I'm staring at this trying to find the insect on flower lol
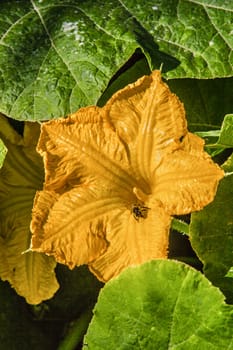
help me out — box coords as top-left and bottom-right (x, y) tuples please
(132, 203), (150, 221)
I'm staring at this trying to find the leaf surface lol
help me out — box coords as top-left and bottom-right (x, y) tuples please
(0, 0), (232, 121)
(167, 77), (233, 132)
(190, 173), (233, 281)
(123, 0), (233, 79)
(189, 125), (233, 298)
(84, 260), (233, 350)
(217, 114), (233, 147)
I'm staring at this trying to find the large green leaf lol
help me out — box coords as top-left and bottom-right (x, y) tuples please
(190, 174), (233, 281)
(0, 0), (232, 121)
(0, 0), (139, 121)
(84, 260), (233, 350)
(182, 115), (233, 299)
(123, 0), (233, 79)
(167, 77), (233, 132)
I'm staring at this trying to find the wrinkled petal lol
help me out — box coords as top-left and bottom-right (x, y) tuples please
(105, 70), (187, 185)
(31, 184), (133, 267)
(0, 189), (58, 305)
(89, 202), (171, 282)
(38, 107), (137, 194)
(153, 133), (224, 214)
(0, 115), (58, 304)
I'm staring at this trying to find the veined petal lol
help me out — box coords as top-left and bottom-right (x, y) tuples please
(0, 224), (58, 305)
(0, 115), (58, 304)
(153, 133), (224, 215)
(89, 203), (171, 282)
(31, 185), (130, 268)
(38, 107), (137, 194)
(105, 70), (187, 184)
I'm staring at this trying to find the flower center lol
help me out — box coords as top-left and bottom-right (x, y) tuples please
(131, 203), (150, 221)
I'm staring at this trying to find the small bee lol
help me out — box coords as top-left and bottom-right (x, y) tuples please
(131, 203), (150, 221)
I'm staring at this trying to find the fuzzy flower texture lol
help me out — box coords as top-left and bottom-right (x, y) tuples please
(30, 71), (224, 282)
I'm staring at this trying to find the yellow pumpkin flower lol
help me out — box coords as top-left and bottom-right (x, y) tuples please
(30, 70), (224, 282)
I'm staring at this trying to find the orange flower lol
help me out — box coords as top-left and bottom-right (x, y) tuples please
(30, 71), (224, 282)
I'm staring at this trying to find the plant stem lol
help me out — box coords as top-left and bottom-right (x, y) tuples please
(171, 218), (189, 235)
(57, 307), (93, 350)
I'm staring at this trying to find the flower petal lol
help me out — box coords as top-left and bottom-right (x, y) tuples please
(31, 184), (130, 268)
(153, 133), (224, 214)
(105, 70), (187, 184)
(89, 203), (171, 282)
(0, 116), (58, 304)
(38, 107), (137, 194)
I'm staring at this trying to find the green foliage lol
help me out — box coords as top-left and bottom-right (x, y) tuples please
(84, 260), (233, 350)
(218, 114), (233, 147)
(0, 0), (233, 349)
(0, 0), (232, 121)
(167, 78), (233, 132)
(190, 174), (233, 281)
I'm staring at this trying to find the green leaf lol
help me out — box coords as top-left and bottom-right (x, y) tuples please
(0, 1), (139, 121)
(195, 114), (233, 150)
(0, 1), (232, 121)
(167, 77), (233, 132)
(121, 0), (233, 79)
(222, 152), (233, 172)
(193, 114), (233, 157)
(190, 174), (233, 281)
(218, 114), (233, 147)
(84, 260), (233, 350)
(97, 54), (151, 107)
